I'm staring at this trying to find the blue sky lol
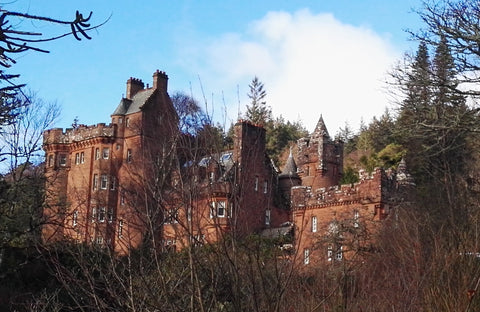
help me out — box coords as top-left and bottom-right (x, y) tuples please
(6, 0), (424, 134)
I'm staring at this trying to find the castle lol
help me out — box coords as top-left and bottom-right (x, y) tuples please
(42, 70), (414, 264)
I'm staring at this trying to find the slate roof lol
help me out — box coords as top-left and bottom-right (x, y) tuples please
(111, 89), (155, 116)
(279, 149), (299, 179)
(312, 114), (330, 139)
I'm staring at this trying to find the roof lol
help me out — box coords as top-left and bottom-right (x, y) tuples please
(312, 115), (330, 139)
(111, 89), (155, 116)
(260, 222), (294, 239)
(279, 148), (299, 179)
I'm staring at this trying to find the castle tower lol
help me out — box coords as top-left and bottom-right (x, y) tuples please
(278, 148), (301, 207)
(296, 115), (343, 190)
(43, 70), (178, 255)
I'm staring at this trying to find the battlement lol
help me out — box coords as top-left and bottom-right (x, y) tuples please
(43, 123), (115, 145)
(292, 167), (402, 209)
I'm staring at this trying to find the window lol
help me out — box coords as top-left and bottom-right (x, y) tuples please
(73, 210), (78, 227)
(120, 191), (126, 205)
(328, 245), (343, 261)
(312, 216), (317, 233)
(96, 236), (104, 245)
(110, 176), (116, 190)
(353, 210), (360, 228)
(254, 177), (259, 191)
(107, 208), (114, 223)
(263, 181), (268, 194)
(95, 148), (100, 160)
(265, 210), (271, 226)
(48, 155), (54, 167)
(93, 174), (98, 190)
(210, 200), (227, 218)
(91, 207), (96, 223)
(75, 153), (80, 165)
(116, 144), (121, 151)
(100, 174), (108, 189)
(103, 148), (110, 159)
(336, 246), (343, 261)
(80, 152), (85, 163)
(304, 249), (310, 265)
(126, 149), (132, 163)
(118, 117), (123, 124)
(59, 154), (67, 166)
(126, 117), (130, 127)
(118, 220), (123, 238)
(217, 201), (226, 217)
(208, 171), (215, 183)
(98, 207), (106, 223)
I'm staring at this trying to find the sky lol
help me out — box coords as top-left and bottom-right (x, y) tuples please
(5, 0), (424, 135)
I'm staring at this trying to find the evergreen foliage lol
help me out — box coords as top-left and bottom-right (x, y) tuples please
(245, 77), (270, 125)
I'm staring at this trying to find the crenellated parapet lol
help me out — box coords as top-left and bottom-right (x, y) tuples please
(43, 123), (116, 145)
(292, 167), (406, 210)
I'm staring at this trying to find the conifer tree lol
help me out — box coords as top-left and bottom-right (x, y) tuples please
(245, 76), (271, 125)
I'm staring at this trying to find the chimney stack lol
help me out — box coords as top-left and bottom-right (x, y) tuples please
(152, 70), (168, 91)
(126, 77), (144, 99)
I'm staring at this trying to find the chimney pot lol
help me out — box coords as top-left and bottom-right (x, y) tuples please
(126, 77), (144, 99)
(153, 70), (168, 91)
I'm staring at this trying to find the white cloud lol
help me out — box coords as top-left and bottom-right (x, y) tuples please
(180, 9), (400, 134)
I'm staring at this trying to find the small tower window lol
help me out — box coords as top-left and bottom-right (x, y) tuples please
(72, 210), (78, 227)
(98, 207), (106, 223)
(100, 175), (108, 189)
(312, 216), (317, 233)
(95, 148), (100, 160)
(118, 220), (124, 238)
(59, 154), (67, 166)
(80, 152), (85, 164)
(304, 249), (310, 265)
(103, 148), (110, 159)
(92, 174), (98, 190)
(91, 207), (96, 223)
(107, 208), (114, 223)
(126, 149), (132, 163)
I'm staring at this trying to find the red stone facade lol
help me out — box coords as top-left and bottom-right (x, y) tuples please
(42, 70), (290, 254)
(43, 69), (414, 259)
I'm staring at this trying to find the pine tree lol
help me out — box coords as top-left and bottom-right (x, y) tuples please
(245, 77), (271, 125)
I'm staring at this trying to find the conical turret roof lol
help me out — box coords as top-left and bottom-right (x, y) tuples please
(312, 115), (330, 139)
(279, 148), (299, 179)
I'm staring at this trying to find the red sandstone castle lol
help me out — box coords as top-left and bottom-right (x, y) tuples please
(42, 70), (414, 264)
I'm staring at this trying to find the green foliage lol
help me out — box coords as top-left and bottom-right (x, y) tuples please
(266, 116), (307, 166)
(340, 166), (359, 185)
(376, 143), (406, 169)
(245, 76), (271, 125)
